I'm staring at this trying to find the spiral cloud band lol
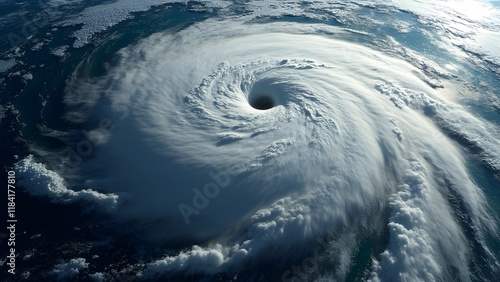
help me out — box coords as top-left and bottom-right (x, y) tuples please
(16, 17), (499, 281)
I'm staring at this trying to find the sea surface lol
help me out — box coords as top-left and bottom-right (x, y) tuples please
(0, 1), (499, 281)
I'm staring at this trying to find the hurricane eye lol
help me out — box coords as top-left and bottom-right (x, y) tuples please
(249, 94), (275, 110)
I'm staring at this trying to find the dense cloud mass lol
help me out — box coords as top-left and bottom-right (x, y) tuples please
(10, 0), (500, 281)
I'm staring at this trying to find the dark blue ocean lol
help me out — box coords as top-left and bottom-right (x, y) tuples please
(1, 1), (499, 281)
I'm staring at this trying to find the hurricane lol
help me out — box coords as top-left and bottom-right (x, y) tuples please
(2, 0), (500, 281)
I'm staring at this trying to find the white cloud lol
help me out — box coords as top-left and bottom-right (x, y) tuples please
(60, 0), (233, 48)
(141, 244), (247, 277)
(0, 59), (16, 73)
(49, 258), (89, 280)
(89, 272), (106, 282)
(15, 155), (119, 211)
(61, 17), (496, 278)
(369, 160), (467, 281)
(13, 1), (497, 280)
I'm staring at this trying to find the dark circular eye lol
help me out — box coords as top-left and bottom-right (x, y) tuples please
(249, 94), (275, 110)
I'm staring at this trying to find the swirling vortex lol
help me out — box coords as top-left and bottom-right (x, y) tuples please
(20, 19), (498, 281)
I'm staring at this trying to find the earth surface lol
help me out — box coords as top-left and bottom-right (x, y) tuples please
(1, 1), (500, 281)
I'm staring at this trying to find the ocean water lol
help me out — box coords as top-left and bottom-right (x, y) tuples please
(1, 1), (499, 281)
